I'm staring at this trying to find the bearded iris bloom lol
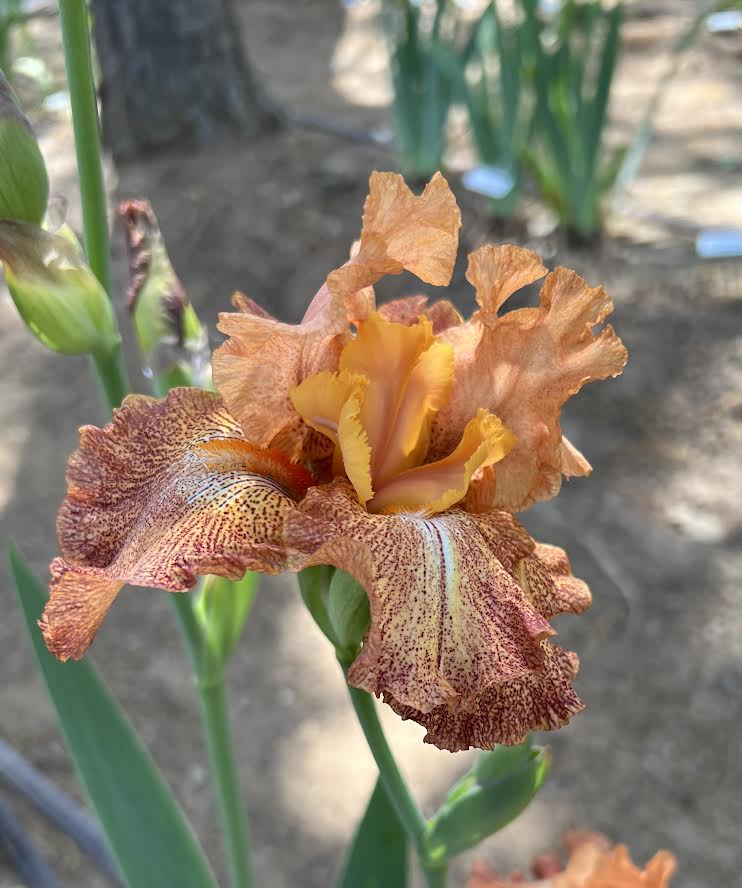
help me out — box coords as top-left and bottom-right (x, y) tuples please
(41, 172), (627, 751)
(469, 831), (676, 887)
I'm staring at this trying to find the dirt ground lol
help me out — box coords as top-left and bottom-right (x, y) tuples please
(1, 1), (741, 886)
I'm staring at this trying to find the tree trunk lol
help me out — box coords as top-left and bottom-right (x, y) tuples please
(91, 0), (280, 160)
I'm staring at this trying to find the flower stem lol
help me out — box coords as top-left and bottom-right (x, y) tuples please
(59, 0), (129, 410)
(90, 347), (129, 415)
(198, 679), (254, 888)
(172, 593), (254, 888)
(339, 659), (448, 887)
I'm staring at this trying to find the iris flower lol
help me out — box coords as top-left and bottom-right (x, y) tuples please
(41, 172), (627, 751)
(469, 831), (676, 886)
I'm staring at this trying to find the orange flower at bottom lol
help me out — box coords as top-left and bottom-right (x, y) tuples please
(469, 832), (677, 887)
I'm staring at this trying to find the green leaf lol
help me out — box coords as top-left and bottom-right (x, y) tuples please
(336, 777), (407, 888)
(425, 739), (550, 863)
(8, 544), (218, 888)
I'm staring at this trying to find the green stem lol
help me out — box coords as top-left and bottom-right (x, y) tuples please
(59, 0), (130, 410)
(90, 347), (129, 414)
(340, 659), (447, 886)
(198, 679), (254, 888)
(422, 862), (448, 888)
(172, 593), (254, 888)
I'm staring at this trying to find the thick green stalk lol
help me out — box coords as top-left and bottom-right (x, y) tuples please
(59, 0), (129, 408)
(172, 593), (254, 888)
(90, 347), (129, 415)
(340, 660), (448, 887)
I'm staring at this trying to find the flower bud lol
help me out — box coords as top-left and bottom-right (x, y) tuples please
(0, 71), (49, 224)
(328, 569), (370, 659)
(195, 572), (259, 681)
(119, 199), (209, 394)
(0, 220), (119, 354)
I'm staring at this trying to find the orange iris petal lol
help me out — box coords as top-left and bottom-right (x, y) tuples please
(290, 369), (373, 503)
(41, 388), (299, 661)
(339, 311), (454, 486)
(368, 408), (516, 515)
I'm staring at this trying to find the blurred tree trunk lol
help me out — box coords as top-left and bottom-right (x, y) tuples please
(91, 0), (280, 160)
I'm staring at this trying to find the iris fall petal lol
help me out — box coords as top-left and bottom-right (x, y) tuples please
(41, 388), (306, 660)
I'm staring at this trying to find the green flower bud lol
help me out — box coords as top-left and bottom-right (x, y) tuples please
(119, 199), (209, 393)
(424, 739), (550, 863)
(328, 569), (370, 659)
(195, 572), (259, 681)
(0, 71), (49, 224)
(0, 220), (119, 355)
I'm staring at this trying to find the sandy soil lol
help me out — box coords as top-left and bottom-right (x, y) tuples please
(0, 2), (740, 886)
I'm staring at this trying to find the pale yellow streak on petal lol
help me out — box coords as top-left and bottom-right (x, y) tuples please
(289, 369), (365, 446)
(337, 384), (374, 504)
(289, 369), (373, 503)
(368, 409), (516, 515)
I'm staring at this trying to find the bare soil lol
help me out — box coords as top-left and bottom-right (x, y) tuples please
(0, 2), (740, 886)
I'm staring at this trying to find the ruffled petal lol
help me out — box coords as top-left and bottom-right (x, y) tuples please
(434, 258), (627, 512)
(388, 643), (583, 751)
(369, 409), (515, 515)
(213, 288), (344, 460)
(468, 832), (676, 887)
(42, 388), (307, 660)
(327, 172), (462, 307)
(466, 243), (547, 322)
(286, 481), (562, 718)
(558, 841), (677, 888)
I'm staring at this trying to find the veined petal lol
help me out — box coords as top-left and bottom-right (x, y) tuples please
(434, 262), (627, 512)
(286, 481), (557, 717)
(340, 311), (454, 485)
(466, 243), (547, 322)
(369, 409), (515, 515)
(388, 643), (583, 751)
(213, 286), (346, 460)
(289, 369), (374, 503)
(327, 172), (462, 305)
(42, 388), (306, 661)
(378, 294), (463, 334)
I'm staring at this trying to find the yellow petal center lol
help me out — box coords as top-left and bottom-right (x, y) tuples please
(290, 311), (515, 514)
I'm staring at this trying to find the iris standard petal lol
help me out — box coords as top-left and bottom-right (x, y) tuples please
(434, 250), (627, 512)
(339, 312), (454, 485)
(327, 171), (461, 308)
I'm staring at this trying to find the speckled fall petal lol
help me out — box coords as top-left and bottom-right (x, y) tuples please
(388, 642), (583, 751)
(41, 388), (306, 661)
(285, 481), (587, 746)
(433, 245), (628, 512)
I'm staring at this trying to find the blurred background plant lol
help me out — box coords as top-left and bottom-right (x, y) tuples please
(381, 0), (463, 178)
(378, 0), (734, 237)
